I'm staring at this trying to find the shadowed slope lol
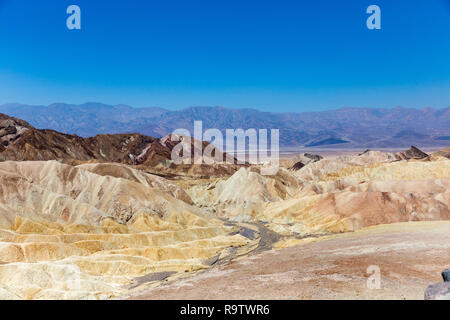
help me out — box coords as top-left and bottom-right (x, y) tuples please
(0, 113), (235, 167)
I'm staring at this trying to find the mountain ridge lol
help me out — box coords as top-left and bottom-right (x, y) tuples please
(1, 103), (449, 148)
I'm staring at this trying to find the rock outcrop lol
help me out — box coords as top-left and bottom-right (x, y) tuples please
(424, 283), (450, 300)
(394, 146), (428, 160)
(188, 151), (450, 235)
(443, 269), (450, 282)
(0, 113), (235, 168)
(425, 269), (450, 300)
(0, 114), (30, 149)
(289, 153), (323, 171)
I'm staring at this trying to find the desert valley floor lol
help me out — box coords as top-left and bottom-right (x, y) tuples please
(0, 113), (449, 299)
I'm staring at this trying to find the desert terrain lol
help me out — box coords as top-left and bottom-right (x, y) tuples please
(126, 221), (450, 300)
(0, 113), (449, 299)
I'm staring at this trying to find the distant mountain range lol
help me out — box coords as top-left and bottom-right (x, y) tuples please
(0, 103), (449, 148)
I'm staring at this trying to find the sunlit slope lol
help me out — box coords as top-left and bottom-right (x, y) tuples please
(188, 154), (450, 235)
(0, 161), (249, 299)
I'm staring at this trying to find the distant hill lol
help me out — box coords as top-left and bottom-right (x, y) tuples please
(0, 112), (237, 168)
(1, 103), (449, 148)
(0, 112), (173, 165)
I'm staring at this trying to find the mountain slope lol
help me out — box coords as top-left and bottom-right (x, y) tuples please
(0, 113), (180, 165)
(0, 113), (240, 171)
(1, 103), (449, 148)
(0, 103), (167, 137)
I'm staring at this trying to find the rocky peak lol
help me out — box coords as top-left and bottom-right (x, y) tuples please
(0, 114), (31, 148)
(395, 146), (428, 160)
(289, 153), (323, 171)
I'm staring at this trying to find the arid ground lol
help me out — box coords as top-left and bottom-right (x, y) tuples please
(0, 113), (449, 299)
(126, 221), (450, 300)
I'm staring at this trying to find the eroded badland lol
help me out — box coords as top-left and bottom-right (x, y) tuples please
(0, 113), (449, 299)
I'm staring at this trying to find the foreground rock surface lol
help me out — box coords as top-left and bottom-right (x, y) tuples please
(126, 221), (450, 300)
(424, 282), (450, 300)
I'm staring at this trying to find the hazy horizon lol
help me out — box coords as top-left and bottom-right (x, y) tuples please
(1, 101), (449, 114)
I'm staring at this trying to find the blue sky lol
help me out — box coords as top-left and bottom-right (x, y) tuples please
(0, 0), (449, 112)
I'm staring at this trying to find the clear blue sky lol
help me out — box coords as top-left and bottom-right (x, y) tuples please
(0, 0), (449, 112)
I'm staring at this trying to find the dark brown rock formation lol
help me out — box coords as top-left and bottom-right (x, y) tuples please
(0, 113), (229, 166)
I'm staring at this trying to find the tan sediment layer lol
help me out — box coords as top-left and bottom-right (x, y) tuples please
(126, 221), (450, 300)
(0, 161), (250, 299)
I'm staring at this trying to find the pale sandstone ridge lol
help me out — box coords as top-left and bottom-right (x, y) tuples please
(0, 161), (250, 299)
(431, 146), (450, 160)
(294, 150), (400, 181)
(76, 162), (194, 205)
(187, 167), (301, 217)
(187, 149), (450, 235)
(273, 157), (450, 234)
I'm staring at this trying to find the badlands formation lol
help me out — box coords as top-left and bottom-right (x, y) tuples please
(0, 113), (450, 299)
(0, 161), (252, 299)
